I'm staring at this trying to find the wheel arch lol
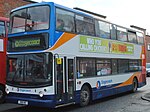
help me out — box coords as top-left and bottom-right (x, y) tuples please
(81, 82), (93, 101)
(133, 76), (138, 87)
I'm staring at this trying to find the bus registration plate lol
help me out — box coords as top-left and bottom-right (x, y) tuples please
(18, 100), (28, 105)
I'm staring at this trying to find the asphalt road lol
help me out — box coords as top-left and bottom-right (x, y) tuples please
(1, 77), (150, 112)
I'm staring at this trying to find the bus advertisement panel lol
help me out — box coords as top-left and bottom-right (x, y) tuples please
(6, 2), (146, 108)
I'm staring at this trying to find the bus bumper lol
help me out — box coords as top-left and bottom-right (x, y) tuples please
(6, 94), (55, 108)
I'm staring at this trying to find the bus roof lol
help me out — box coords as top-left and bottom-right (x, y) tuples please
(10, 2), (144, 34)
(10, 2), (94, 18)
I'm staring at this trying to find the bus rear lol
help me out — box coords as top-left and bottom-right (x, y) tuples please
(0, 17), (9, 103)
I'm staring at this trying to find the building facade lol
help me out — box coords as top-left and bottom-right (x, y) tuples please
(0, 0), (36, 18)
(145, 35), (150, 63)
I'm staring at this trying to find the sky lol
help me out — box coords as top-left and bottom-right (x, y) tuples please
(33, 0), (150, 34)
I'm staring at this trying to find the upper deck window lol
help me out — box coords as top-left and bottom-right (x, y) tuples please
(56, 8), (75, 32)
(110, 24), (117, 40)
(117, 27), (127, 42)
(137, 32), (144, 44)
(10, 6), (50, 34)
(95, 20), (110, 39)
(128, 31), (137, 43)
(0, 21), (5, 37)
(75, 15), (95, 36)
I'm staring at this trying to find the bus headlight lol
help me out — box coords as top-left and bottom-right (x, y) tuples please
(5, 88), (9, 94)
(39, 91), (44, 97)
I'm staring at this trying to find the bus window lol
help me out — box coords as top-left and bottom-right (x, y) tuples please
(129, 60), (140, 72)
(111, 59), (118, 75)
(10, 6), (49, 33)
(110, 24), (117, 40)
(75, 15), (95, 36)
(77, 58), (95, 77)
(137, 32), (144, 44)
(56, 8), (75, 32)
(26, 6), (49, 31)
(118, 59), (128, 73)
(117, 27), (127, 42)
(128, 31), (137, 43)
(10, 9), (26, 33)
(96, 59), (111, 76)
(0, 21), (6, 37)
(96, 20), (110, 39)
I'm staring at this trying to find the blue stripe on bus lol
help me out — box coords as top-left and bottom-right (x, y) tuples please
(6, 81), (145, 107)
(6, 93), (56, 108)
(75, 82), (140, 104)
(54, 31), (64, 44)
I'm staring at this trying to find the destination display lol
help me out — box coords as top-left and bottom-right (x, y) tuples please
(14, 38), (40, 48)
(8, 33), (48, 52)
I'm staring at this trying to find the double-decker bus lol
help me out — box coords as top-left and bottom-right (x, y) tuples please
(0, 17), (9, 103)
(6, 2), (146, 108)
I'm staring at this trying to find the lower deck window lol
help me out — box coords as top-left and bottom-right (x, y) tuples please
(77, 58), (142, 78)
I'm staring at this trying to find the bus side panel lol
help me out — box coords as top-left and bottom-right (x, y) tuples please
(0, 38), (6, 85)
(75, 72), (144, 103)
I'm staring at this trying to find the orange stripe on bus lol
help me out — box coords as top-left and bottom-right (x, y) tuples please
(115, 72), (141, 88)
(50, 33), (76, 50)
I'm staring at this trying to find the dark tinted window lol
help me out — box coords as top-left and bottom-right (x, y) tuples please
(117, 27), (127, 42)
(128, 31), (137, 43)
(96, 59), (111, 76)
(118, 59), (128, 73)
(76, 15), (95, 36)
(77, 58), (95, 78)
(56, 8), (75, 32)
(7, 53), (52, 87)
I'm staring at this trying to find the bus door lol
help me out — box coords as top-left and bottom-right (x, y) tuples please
(55, 56), (75, 104)
(66, 57), (75, 102)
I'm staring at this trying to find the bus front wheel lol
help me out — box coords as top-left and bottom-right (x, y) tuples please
(80, 85), (90, 106)
(0, 85), (5, 103)
(132, 78), (138, 93)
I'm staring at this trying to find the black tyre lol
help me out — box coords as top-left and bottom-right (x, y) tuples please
(132, 78), (138, 93)
(0, 85), (5, 103)
(80, 85), (90, 106)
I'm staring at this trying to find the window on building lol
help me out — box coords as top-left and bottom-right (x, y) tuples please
(95, 20), (110, 39)
(56, 8), (75, 32)
(128, 31), (137, 43)
(96, 59), (111, 76)
(148, 44), (150, 51)
(117, 27), (127, 42)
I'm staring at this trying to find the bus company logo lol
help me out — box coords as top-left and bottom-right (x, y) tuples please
(19, 88), (32, 93)
(96, 79), (113, 89)
(96, 81), (101, 89)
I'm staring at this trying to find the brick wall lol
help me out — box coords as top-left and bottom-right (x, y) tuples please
(0, 0), (36, 18)
(145, 35), (150, 63)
